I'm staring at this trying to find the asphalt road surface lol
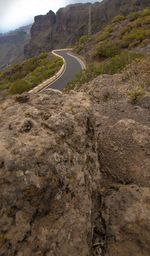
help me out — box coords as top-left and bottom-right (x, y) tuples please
(44, 50), (84, 91)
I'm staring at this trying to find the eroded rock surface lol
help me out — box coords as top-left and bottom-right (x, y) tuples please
(0, 73), (150, 255)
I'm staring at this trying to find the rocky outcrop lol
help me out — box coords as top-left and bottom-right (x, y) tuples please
(24, 0), (150, 57)
(0, 91), (99, 255)
(0, 67), (150, 255)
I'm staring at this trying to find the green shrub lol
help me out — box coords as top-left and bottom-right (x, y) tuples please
(25, 74), (39, 86)
(120, 25), (132, 36)
(141, 8), (150, 17)
(105, 24), (114, 33)
(93, 42), (121, 59)
(0, 81), (9, 90)
(127, 86), (145, 104)
(112, 15), (125, 23)
(129, 15), (150, 28)
(130, 18), (143, 28)
(96, 31), (109, 42)
(38, 52), (48, 59)
(141, 15), (150, 25)
(79, 35), (89, 44)
(128, 12), (140, 21)
(10, 80), (32, 94)
(75, 35), (90, 53)
(97, 51), (141, 75)
(122, 28), (148, 45)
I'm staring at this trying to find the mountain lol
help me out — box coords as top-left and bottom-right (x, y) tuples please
(15, 24), (32, 35)
(0, 25), (31, 70)
(0, 2), (150, 255)
(25, 0), (150, 57)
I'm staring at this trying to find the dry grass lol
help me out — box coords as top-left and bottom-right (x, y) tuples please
(123, 57), (150, 91)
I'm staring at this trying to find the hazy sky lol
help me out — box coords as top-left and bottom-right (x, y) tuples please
(0, 0), (99, 33)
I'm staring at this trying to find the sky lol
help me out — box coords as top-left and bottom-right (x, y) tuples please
(0, 0), (99, 33)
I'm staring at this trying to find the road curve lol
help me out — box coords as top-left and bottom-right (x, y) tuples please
(43, 50), (84, 91)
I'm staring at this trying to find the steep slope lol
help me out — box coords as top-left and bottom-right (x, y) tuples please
(65, 7), (150, 91)
(0, 25), (31, 70)
(25, 0), (150, 57)
(0, 56), (149, 255)
(76, 7), (150, 58)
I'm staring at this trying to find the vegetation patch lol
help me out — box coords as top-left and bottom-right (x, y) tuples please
(0, 52), (63, 95)
(141, 7), (150, 17)
(92, 42), (121, 59)
(127, 86), (145, 104)
(112, 15), (125, 23)
(79, 35), (90, 45)
(64, 51), (141, 92)
(75, 8), (150, 57)
(96, 51), (141, 75)
(122, 28), (149, 47)
(75, 35), (91, 53)
(128, 12), (141, 21)
(69, 8), (149, 93)
(96, 25), (113, 42)
(10, 80), (31, 95)
(123, 57), (150, 91)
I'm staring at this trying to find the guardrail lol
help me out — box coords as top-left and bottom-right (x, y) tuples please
(29, 48), (86, 93)
(29, 51), (66, 93)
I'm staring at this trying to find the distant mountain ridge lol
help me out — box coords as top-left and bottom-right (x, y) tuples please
(13, 24), (32, 35)
(25, 0), (150, 57)
(0, 25), (32, 70)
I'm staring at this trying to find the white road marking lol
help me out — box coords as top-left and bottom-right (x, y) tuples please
(67, 52), (86, 70)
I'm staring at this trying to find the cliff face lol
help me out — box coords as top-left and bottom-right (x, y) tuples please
(24, 4), (91, 57)
(24, 0), (150, 57)
(0, 57), (150, 255)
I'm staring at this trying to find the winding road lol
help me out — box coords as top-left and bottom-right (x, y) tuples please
(43, 49), (85, 91)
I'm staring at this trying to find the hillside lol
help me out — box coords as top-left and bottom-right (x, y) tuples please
(65, 7), (150, 91)
(0, 52), (63, 97)
(76, 8), (150, 57)
(24, 0), (150, 57)
(0, 25), (31, 70)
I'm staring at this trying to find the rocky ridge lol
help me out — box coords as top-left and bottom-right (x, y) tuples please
(0, 64), (150, 255)
(24, 0), (150, 57)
